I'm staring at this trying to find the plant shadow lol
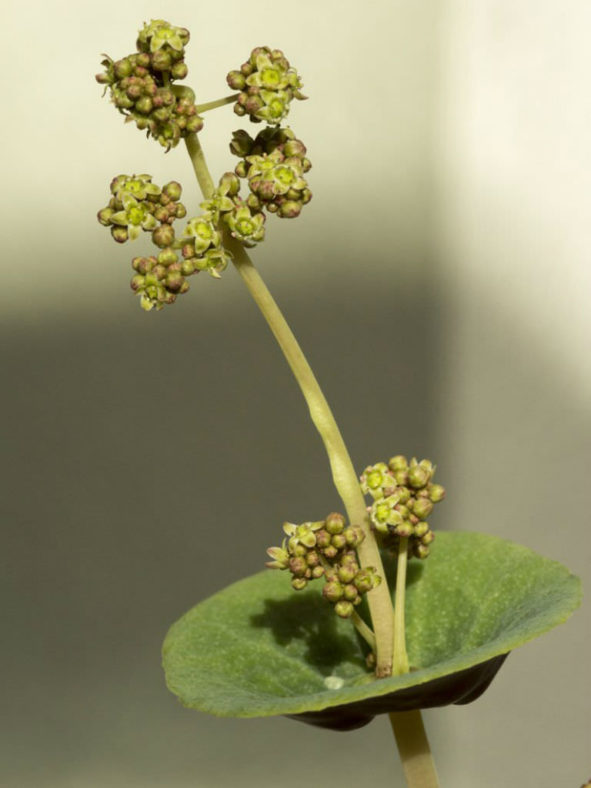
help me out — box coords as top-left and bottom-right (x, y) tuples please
(250, 591), (367, 676)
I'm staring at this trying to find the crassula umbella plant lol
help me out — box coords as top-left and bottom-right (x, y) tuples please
(96, 20), (582, 787)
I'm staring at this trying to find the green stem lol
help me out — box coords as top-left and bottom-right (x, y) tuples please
(393, 536), (410, 675)
(184, 130), (394, 677)
(389, 711), (440, 787)
(351, 610), (376, 652)
(195, 93), (239, 114)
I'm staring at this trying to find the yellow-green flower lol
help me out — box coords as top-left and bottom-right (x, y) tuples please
(246, 53), (290, 90)
(257, 90), (291, 124)
(184, 216), (221, 254)
(138, 20), (187, 53)
(110, 174), (161, 202)
(224, 205), (265, 245)
(110, 196), (158, 241)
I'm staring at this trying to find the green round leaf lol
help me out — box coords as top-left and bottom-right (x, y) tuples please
(162, 531), (581, 718)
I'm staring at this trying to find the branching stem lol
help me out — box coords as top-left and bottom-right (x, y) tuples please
(184, 130), (394, 676)
(195, 93), (239, 114)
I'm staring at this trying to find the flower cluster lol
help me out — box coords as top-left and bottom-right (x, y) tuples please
(198, 171), (267, 249)
(98, 175), (202, 311)
(360, 456), (445, 559)
(97, 174), (186, 244)
(231, 127), (312, 219)
(227, 47), (306, 125)
(96, 19), (203, 150)
(130, 250), (190, 312)
(266, 513), (381, 619)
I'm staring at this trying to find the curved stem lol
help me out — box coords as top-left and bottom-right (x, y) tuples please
(195, 93), (239, 114)
(393, 536), (410, 675)
(184, 131), (394, 676)
(389, 711), (440, 787)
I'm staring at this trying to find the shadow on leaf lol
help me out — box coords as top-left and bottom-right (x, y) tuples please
(250, 591), (367, 676)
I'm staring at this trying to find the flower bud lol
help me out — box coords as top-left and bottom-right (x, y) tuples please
(414, 544), (430, 560)
(331, 533), (346, 550)
(163, 181), (182, 201)
(289, 556), (307, 577)
(227, 70), (246, 90)
(414, 522), (429, 538)
(171, 61), (189, 80)
(343, 584), (358, 602)
(292, 578), (307, 591)
(230, 130), (253, 158)
(412, 498), (433, 520)
(165, 271), (184, 292)
(277, 200), (301, 218)
(219, 171), (241, 196)
(315, 529), (331, 549)
(181, 259), (196, 276)
(334, 601), (354, 619)
(323, 581), (343, 603)
(389, 455), (408, 472)
(408, 465), (429, 489)
(152, 224), (175, 248)
(325, 512), (345, 535)
(186, 115), (204, 133)
(130, 274), (144, 291)
(97, 207), (114, 226)
(111, 226), (128, 243)
(428, 484), (446, 503)
(337, 564), (356, 584)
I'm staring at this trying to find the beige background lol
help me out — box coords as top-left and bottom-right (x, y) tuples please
(2, 1), (589, 786)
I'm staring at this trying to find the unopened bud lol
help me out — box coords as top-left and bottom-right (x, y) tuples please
(325, 512), (345, 535)
(412, 498), (433, 520)
(334, 601), (354, 619)
(389, 455), (408, 472)
(428, 484), (446, 503)
(171, 61), (188, 80)
(227, 70), (246, 90)
(111, 226), (128, 243)
(163, 181), (182, 201)
(408, 465), (429, 489)
(323, 580), (343, 602)
(152, 224), (175, 248)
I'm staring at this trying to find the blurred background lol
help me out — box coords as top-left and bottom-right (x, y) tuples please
(2, 1), (589, 786)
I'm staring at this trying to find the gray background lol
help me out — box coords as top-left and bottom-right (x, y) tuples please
(2, 1), (589, 786)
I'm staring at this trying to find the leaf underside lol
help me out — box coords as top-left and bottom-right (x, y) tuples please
(162, 531), (581, 721)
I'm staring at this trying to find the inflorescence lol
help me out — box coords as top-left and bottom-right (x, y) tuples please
(227, 46), (306, 124)
(266, 513), (381, 619)
(96, 20), (203, 150)
(96, 22), (312, 311)
(360, 456), (445, 559)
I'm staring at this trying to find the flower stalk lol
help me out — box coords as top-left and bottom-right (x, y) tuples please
(195, 93), (239, 113)
(184, 129), (395, 677)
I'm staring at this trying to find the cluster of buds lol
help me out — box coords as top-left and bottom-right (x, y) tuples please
(266, 513), (381, 619)
(360, 456), (445, 559)
(97, 175), (186, 244)
(231, 127), (312, 219)
(96, 20), (203, 150)
(227, 47), (306, 125)
(98, 175), (201, 311)
(130, 250), (190, 312)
